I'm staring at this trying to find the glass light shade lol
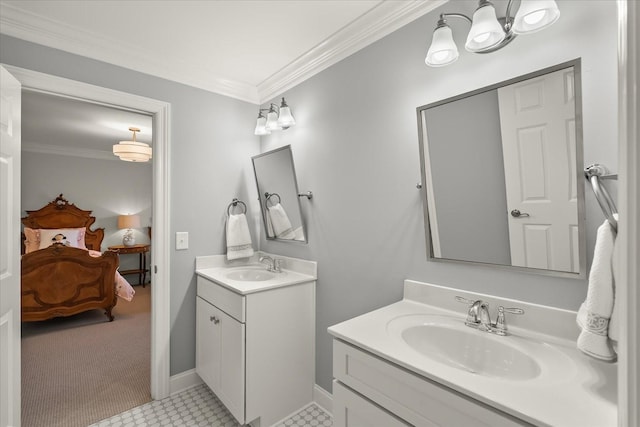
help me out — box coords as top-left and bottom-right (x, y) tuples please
(254, 116), (270, 135)
(277, 106), (296, 129)
(465, 3), (506, 52)
(113, 141), (152, 162)
(265, 110), (281, 131)
(425, 24), (459, 67)
(512, 0), (560, 34)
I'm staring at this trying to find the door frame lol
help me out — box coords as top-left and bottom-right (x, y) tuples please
(2, 64), (171, 400)
(617, 0), (639, 425)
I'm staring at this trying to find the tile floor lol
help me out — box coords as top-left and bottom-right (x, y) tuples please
(90, 383), (333, 427)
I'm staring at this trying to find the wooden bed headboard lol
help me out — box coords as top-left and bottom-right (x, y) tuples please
(22, 194), (105, 251)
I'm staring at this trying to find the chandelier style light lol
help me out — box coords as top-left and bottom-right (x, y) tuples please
(425, 0), (560, 67)
(113, 127), (152, 162)
(254, 97), (296, 136)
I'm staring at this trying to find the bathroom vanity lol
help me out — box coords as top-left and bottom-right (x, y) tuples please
(195, 253), (317, 427)
(328, 280), (617, 427)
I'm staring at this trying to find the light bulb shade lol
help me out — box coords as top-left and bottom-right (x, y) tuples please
(265, 110), (281, 131)
(465, 2), (506, 52)
(425, 24), (459, 67)
(118, 214), (141, 230)
(254, 116), (270, 135)
(277, 106), (296, 129)
(512, 0), (560, 34)
(113, 141), (152, 162)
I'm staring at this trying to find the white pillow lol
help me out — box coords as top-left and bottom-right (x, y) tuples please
(38, 228), (87, 250)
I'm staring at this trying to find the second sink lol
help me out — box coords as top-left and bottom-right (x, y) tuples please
(225, 266), (281, 282)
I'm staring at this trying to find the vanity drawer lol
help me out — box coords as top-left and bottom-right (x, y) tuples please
(197, 276), (246, 322)
(333, 380), (409, 427)
(333, 340), (527, 427)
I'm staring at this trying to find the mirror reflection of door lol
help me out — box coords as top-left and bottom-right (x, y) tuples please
(498, 68), (579, 272)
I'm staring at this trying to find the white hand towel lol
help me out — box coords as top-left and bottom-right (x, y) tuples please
(226, 213), (254, 260)
(267, 203), (296, 239)
(576, 218), (617, 361)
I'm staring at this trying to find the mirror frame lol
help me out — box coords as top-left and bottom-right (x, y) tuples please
(252, 145), (308, 244)
(416, 59), (586, 279)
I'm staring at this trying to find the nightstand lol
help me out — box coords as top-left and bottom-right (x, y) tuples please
(107, 244), (150, 287)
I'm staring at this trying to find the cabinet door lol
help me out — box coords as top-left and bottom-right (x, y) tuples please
(218, 307), (246, 424)
(196, 297), (222, 393)
(333, 381), (410, 427)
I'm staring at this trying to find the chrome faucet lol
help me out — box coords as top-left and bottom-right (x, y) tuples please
(259, 255), (282, 272)
(455, 296), (524, 336)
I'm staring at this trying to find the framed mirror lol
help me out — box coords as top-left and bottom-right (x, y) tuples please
(252, 145), (307, 243)
(417, 59), (586, 278)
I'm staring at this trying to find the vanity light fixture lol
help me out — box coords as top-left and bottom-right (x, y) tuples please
(254, 97), (296, 135)
(113, 127), (152, 162)
(425, 0), (560, 67)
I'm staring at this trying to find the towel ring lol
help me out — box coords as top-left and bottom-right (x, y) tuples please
(265, 192), (281, 207)
(227, 198), (247, 216)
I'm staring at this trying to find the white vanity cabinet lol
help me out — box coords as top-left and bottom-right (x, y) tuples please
(332, 340), (526, 427)
(196, 273), (315, 427)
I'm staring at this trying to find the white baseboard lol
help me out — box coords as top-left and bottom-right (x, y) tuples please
(170, 369), (203, 395)
(313, 384), (333, 416)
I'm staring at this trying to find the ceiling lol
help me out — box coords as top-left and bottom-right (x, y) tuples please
(0, 0), (443, 103)
(2, 0), (443, 158)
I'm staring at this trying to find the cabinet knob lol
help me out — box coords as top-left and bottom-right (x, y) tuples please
(209, 316), (220, 324)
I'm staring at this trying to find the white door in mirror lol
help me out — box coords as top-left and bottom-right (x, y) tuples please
(498, 68), (579, 272)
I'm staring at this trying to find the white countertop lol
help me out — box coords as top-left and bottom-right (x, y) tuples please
(328, 280), (617, 427)
(195, 252), (317, 295)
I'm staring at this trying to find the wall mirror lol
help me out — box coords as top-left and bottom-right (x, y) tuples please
(252, 145), (307, 243)
(417, 59), (586, 278)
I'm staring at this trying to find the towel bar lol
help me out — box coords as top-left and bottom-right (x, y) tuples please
(585, 164), (618, 231)
(227, 198), (247, 216)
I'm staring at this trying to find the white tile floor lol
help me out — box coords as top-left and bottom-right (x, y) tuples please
(90, 383), (333, 427)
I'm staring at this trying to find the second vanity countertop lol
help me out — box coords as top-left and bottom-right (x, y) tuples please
(195, 253), (317, 295)
(328, 280), (617, 427)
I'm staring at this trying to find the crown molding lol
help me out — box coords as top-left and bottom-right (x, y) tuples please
(0, 2), (260, 103)
(22, 141), (127, 162)
(256, 0), (446, 102)
(1, 1), (445, 105)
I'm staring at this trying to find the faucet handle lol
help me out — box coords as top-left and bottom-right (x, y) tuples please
(274, 258), (282, 272)
(494, 306), (524, 336)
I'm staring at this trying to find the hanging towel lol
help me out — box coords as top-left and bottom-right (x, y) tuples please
(576, 217), (618, 361)
(267, 203), (296, 239)
(226, 213), (254, 260)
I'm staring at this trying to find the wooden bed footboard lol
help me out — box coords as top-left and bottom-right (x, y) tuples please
(21, 244), (119, 322)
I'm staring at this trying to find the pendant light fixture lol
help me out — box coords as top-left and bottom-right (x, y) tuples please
(254, 97), (296, 135)
(113, 127), (152, 162)
(425, 0), (560, 67)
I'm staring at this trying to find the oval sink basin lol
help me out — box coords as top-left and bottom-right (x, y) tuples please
(401, 323), (541, 380)
(384, 314), (573, 381)
(225, 268), (277, 282)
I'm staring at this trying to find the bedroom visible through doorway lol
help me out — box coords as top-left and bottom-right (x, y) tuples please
(20, 91), (154, 426)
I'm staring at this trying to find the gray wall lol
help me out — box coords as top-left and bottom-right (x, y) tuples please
(21, 151), (153, 282)
(0, 35), (260, 375)
(424, 89), (511, 264)
(259, 0), (618, 392)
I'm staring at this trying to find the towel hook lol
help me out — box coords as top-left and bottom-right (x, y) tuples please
(227, 198), (247, 216)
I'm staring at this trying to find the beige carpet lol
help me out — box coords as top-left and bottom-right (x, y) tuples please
(21, 285), (152, 427)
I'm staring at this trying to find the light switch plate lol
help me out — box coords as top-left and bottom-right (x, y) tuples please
(176, 232), (189, 250)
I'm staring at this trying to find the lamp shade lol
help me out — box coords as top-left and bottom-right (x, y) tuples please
(465, 2), (506, 52)
(425, 24), (459, 67)
(118, 214), (141, 230)
(277, 98), (296, 129)
(512, 0), (560, 34)
(254, 115), (270, 135)
(265, 109), (281, 131)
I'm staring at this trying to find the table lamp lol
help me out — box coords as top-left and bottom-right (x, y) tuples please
(118, 214), (141, 246)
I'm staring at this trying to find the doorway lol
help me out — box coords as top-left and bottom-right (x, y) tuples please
(4, 64), (171, 424)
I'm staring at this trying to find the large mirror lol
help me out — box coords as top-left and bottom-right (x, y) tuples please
(417, 60), (586, 278)
(252, 145), (307, 243)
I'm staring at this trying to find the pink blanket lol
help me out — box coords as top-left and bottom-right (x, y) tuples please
(88, 250), (136, 301)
